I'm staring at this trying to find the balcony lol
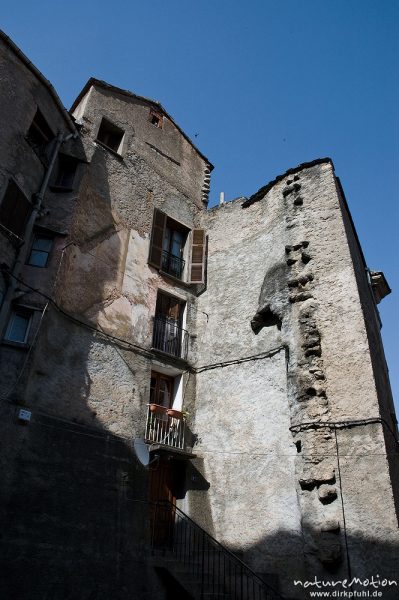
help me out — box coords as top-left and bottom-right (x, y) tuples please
(152, 315), (188, 360)
(145, 404), (186, 450)
(161, 250), (185, 280)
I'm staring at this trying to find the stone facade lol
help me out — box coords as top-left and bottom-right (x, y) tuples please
(0, 30), (398, 600)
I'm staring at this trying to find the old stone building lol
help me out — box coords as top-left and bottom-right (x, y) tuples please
(0, 30), (398, 600)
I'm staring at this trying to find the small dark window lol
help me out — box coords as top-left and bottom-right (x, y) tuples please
(0, 180), (32, 238)
(149, 109), (163, 129)
(96, 118), (124, 153)
(27, 235), (53, 267)
(26, 109), (53, 147)
(53, 154), (78, 190)
(4, 308), (32, 343)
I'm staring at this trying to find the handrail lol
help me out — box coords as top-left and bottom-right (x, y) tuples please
(145, 406), (186, 449)
(161, 249), (185, 279)
(152, 314), (189, 359)
(151, 500), (284, 599)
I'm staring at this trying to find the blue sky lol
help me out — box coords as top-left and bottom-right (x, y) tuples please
(3, 0), (398, 409)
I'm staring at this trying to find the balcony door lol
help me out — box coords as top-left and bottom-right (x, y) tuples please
(162, 225), (185, 278)
(150, 371), (174, 410)
(153, 293), (184, 357)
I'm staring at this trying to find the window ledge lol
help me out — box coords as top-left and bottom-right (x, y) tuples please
(159, 270), (192, 288)
(151, 347), (190, 369)
(25, 263), (48, 269)
(94, 140), (124, 160)
(1, 340), (29, 351)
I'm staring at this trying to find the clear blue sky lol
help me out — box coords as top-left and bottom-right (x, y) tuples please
(3, 1), (398, 410)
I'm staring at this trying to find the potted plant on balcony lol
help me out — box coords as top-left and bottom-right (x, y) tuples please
(167, 408), (183, 419)
(149, 403), (166, 413)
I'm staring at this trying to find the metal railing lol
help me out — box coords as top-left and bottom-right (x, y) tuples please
(145, 404), (186, 450)
(151, 501), (284, 600)
(161, 250), (185, 279)
(152, 315), (188, 359)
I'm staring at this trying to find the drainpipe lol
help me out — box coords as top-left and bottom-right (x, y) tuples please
(0, 131), (74, 337)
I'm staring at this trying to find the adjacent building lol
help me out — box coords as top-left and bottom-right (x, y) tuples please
(0, 30), (398, 600)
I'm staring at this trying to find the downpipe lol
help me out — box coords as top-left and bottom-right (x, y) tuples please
(0, 131), (76, 337)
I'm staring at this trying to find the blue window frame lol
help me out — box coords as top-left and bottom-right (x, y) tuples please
(5, 309), (32, 343)
(27, 235), (53, 267)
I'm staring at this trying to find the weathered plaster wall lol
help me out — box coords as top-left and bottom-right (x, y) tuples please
(1, 34), (398, 599)
(0, 34), (82, 398)
(0, 401), (160, 600)
(72, 85), (210, 208)
(190, 187), (305, 596)
(29, 85), (209, 435)
(191, 160), (399, 598)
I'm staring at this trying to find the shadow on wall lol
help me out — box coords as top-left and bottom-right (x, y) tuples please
(234, 528), (399, 600)
(0, 148), (398, 599)
(0, 146), (158, 599)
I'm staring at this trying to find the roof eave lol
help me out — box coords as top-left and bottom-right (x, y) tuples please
(0, 29), (76, 133)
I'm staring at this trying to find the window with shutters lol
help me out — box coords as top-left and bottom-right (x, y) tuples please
(148, 208), (206, 284)
(0, 180), (32, 239)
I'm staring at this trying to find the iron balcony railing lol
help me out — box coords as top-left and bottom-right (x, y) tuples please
(161, 250), (185, 279)
(145, 404), (186, 450)
(152, 315), (188, 360)
(151, 501), (284, 600)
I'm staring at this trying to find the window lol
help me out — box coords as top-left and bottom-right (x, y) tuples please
(149, 109), (163, 129)
(152, 292), (187, 359)
(53, 154), (78, 190)
(148, 208), (206, 283)
(150, 371), (174, 409)
(0, 180), (32, 238)
(4, 308), (32, 343)
(96, 117), (124, 154)
(27, 235), (53, 267)
(26, 108), (53, 147)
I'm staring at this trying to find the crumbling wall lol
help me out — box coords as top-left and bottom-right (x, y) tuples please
(192, 160), (399, 598)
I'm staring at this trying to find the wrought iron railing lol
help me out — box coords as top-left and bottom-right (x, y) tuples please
(152, 315), (188, 359)
(151, 501), (284, 600)
(145, 404), (186, 450)
(161, 250), (185, 279)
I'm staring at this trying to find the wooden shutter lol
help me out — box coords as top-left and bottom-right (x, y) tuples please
(189, 229), (205, 283)
(149, 208), (166, 269)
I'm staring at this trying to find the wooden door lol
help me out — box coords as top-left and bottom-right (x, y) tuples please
(149, 458), (176, 548)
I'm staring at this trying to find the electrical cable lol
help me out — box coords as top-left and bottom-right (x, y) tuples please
(4, 402), (396, 459)
(335, 427), (352, 586)
(0, 266), (153, 358)
(0, 266), (288, 375)
(0, 302), (49, 400)
(290, 418), (399, 449)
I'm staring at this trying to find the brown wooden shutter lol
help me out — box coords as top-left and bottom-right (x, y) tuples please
(149, 208), (166, 269)
(189, 229), (205, 283)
